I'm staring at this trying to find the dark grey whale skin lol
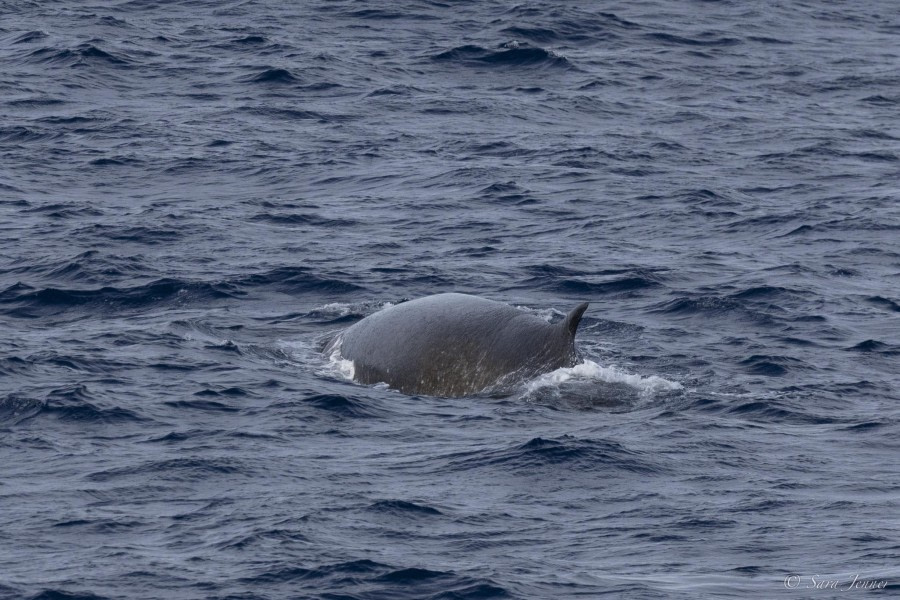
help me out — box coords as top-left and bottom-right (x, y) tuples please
(330, 293), (589, 397)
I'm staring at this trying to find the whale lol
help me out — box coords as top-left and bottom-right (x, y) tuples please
(326, 293), (589, 397)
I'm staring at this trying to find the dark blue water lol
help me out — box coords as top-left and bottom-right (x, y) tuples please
(2, 1), (899, 598)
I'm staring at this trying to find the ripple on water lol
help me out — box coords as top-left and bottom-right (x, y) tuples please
(238, 558), (511, 598)
(431, 43), (573, 69)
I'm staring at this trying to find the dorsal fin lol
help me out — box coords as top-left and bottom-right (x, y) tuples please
(564, 302), (589, 336)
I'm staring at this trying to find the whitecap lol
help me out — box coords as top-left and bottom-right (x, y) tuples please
(525, 359), (682, 398)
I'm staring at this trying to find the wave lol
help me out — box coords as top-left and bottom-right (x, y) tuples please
(25, 590), (112, 600)
(501, 9), (640, 45)
(301, 393), (382, 418)
(13, 350), (129, 375)
(1, 250), (148, 284)
(10, 30), (48, 44)
(230, 266), (364, 294)
(445, 435), (661, 475)
(0, 356), (30, 377)
(344, 8), (439, 21)
(501, 26), (563, 44)
(241, 67), (302, 85)
(0, 387), (147, 426)
(209, 34), (293, 54)
(250, 212), (358, 227)
(739, 354), (809, 376)
(841, 420), (891, 432)
(431, 42), (572, 69)
(72, 222), (188, 244)
(514, 265), (669, 296)
(0, 278), (235, 318)
(232, 34), (267, 45)
(645, 32), (742, 47)
(0, 125), (61, 143)
(52, 515), (145, 532)
(524, 360), (682, 401)
(26, 43), (135, 67)
(726, 399), (837, 425)
(163, 399), (241, 412)
(216, 526), (311, 551)
(44, 385), (146, 423)
(238, 559), (386, 584)
(0, 264), (366, 318)
(650, 295), (781, 326)
(0, 395), (45, 425)
(845, 340), (900, 355)
(367, 499), (443, 516)
(25, 203), (103, 219)
(730, 286), (801, 300)
(302, 302), (364, 325)
(691, 393), (840, 425)
(87, 457), (245, 482)
(238, 104), (353, 123)
(557, 276), (662, 295)
(239, 558), (510, 598)
(477, 181), (537, 205)
(861, 94), (898, 106)
(367, 84), (423, 97)
(196, 386), (251, 397)
(6, 96), (66, 109)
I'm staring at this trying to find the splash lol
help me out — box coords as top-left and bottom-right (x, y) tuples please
(321, 333), (356, 381)
(525, 359), (682, 397)
(310, 302), (354, 318)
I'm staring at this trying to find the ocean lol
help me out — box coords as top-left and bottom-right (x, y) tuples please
(1, 1), (898, 598)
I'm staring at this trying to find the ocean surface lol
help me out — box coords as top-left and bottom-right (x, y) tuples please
(1, 1), (899, 598)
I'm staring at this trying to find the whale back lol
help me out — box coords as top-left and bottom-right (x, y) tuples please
(336, 293), (588, 397)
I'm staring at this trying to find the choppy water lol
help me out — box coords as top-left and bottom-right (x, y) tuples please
(2, 1), (899, 598)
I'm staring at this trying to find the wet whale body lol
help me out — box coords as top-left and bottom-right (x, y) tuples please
(329, 293), (589, 397)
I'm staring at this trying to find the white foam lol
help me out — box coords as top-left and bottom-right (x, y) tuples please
(319, 334), (355, 381)
(525, 359), (682, 396)
(315, 302), (354, 317)
(309, 300), (395, 319)
(515, 305), (561, 323)
(272, 335), (356, 383)
(329, 351), (356, 381)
